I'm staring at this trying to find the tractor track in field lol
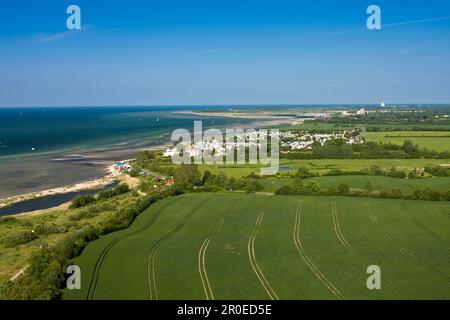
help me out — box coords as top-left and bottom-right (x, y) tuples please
(147, 198), (211, 300)
(331, 202), (414, 299)
(439, 207), (450, 219)
(293, 200), (345, 300)
(198, 199), (241, 300)
(400, 202), (449, 247)
(366, 203), (450, 283)
(86, 198), (180, 300)
(248, 199), (279, 300)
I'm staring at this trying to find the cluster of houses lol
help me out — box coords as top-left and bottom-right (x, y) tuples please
(113, 161), (174, 187)
(113, 161), (133, 172)
(163, 130), (276, 158)
(280, 130), (362, 151)
(162, 129), (363, 154)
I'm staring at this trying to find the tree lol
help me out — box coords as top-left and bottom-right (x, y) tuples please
(402, 140), (420, 158)
(69, 195), (95, 209)
(244, 179), (263, 193)
(292, 178), (303, 193)
(275, 185), (295, 195)
(364, 182), (373, 193)
(408, 169), (418, 179)
(391, 188), (403, 199)
(214, 172), (228, 187)
(337, 183), (350, 196)
(201, 170), (211, 185)
(175, 164), (201, 185)
(297, 167), (312, 179)
(301, 181), (322, 195)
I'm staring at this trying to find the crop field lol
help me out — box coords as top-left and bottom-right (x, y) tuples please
(284, 122), (450, 133)
(364, 131), (450, 152)
(64, 193), (450, 300)
(261, 176), (450, 193)
(199, 158), (450, 178)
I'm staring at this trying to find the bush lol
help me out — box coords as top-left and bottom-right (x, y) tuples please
(300, 181), (322, 195)
(408, 169), (418, 179)
(275, 185), (296, 195)
(33, 223), (67, 236)
(0, 216), (16, 224)
(244, 179), (263, 193)
(424, 166), (450, 177)
(1, 190), (171, 300)
(296, 167), (314, 179)
(337, 183), (350, 196)
(69, 195), (95, 209)
(387, 167), (407, 179)
(68, 210), (97, 221)
(97, 184), (130, 200)
(1, 230), (38, 248)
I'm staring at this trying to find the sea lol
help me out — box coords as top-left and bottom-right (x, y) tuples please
(0, 106), (259, 198)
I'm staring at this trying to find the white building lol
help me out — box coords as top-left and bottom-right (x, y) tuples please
(356, 108), (367, 115)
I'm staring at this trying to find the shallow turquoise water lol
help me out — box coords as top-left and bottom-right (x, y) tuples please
(0, 106), (253, 157)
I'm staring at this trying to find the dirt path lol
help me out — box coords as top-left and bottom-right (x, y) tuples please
(10, 265), (28, 281)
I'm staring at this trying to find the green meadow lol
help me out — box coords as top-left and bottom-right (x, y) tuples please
(261, 176), (450, 193)
(364, 131), (450, 152)
(64, 193), (450, 300)
(198, 158), (450, 178)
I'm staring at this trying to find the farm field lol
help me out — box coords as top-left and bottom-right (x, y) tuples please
(284, 122), (450, 132)
(199, 158), (450, 178)
(261, 176), (450, 193)
(364, 131), (450, 152)
(64, 193), (450, 300)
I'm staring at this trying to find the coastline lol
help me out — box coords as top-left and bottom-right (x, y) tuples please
(0, 171), (115, 210)
(0, 115), (295, 214)
(0, 144), (171, 211)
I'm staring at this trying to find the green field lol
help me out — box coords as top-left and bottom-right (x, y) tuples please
(364, 131), (450, 152)
(64, 193), (450, 300)
(285, 122), (450, 132)
(199, 158), (450, 178)
(261, 176), (450, 193)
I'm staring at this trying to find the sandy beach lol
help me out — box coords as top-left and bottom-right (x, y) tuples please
(0, 170), (115, 210)
(176, 110), (304, 127)
(0, 144), (170, 210)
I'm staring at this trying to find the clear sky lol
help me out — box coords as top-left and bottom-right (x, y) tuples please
(0, 0), (449, 107)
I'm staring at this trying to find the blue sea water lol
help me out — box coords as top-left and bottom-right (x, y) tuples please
(0, 106), (259, 198)
(0, 106), (255, 158)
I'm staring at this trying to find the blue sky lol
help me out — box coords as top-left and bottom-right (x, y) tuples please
(0, 0), (450, 106)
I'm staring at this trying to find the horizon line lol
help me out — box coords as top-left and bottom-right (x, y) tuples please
(1, 103), (450, 109)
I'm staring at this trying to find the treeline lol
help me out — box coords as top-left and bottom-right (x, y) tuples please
(0, 187), (180, 300)
(366, 126), (450, 132)
(133, 150), (176, 177)
(173, 164), (263, 194)
(284, 139), (450, 159)
(292, 165), (426, 180)
(69, 183), (130, 209)
(311, 108), (450, 126)
(274, 178), (450, 201)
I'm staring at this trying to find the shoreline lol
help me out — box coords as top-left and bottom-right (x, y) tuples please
(0, 115), (293, 213)
(0, 146), (170, 211)
(0, 171), (116, 210)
